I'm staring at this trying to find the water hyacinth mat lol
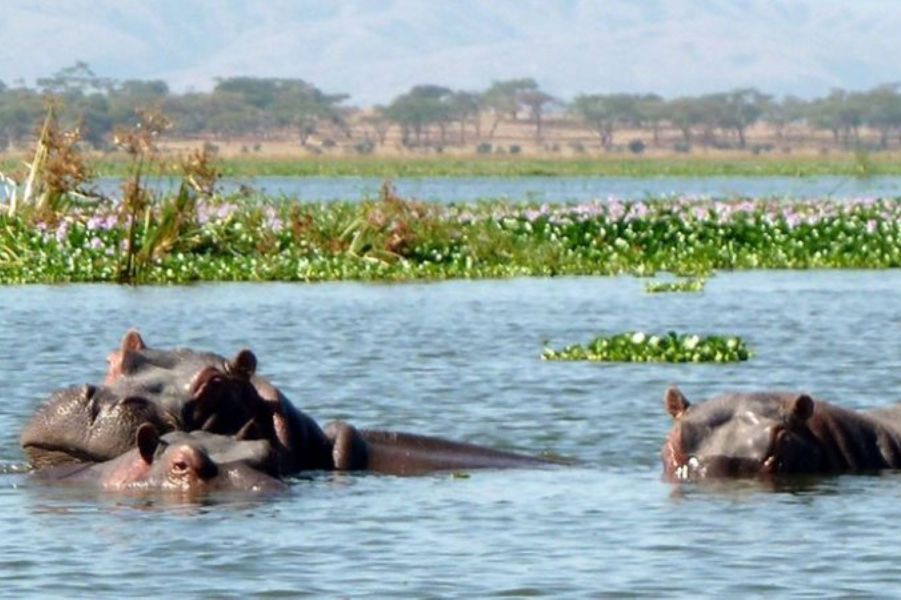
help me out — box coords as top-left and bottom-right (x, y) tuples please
(6, 195), (901, 284)
(644, 278), (707, 293)
(542, 331), (751, 363)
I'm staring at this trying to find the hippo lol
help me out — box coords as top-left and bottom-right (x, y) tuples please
(31, 424), (286, 494)
(23, 330), (561, 476)
(661, 385), (901, 481)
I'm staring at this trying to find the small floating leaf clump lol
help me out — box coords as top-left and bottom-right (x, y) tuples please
(542, 331), (751, 363)
(645, 278), (706, 293)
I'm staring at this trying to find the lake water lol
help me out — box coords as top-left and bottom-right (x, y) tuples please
(2, 272), (901, 596)
(94, 174), (901, 203)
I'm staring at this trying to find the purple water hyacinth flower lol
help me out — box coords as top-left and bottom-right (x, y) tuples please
(867, 220), (878, 234)
(784, 212), (801, 229)
(89, 237), (103, 249)
(215, 203), (236, 220)
(86, 215), (104, 231)
(265, 214), (284, 233)
(55, 221), (70, 243)
(628, 202), (649, 221)
(103, 214), (119, 230)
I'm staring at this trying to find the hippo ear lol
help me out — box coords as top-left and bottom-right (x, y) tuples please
(788, 394), (814, 422)
(121, 330), (147, 352)
(136, 424), (160, 464)
(229, 349), (257, 378)
(665, 386), (690, 419)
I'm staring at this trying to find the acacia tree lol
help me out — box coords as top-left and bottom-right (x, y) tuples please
(666, 96), (707, 144)
(636, 94), (665, 146)
(447, 91), (481, 143)
(385, 85), (454, 146)
(480, 78), (538, 139)
(764, 95), (807, 144)
(518, 89), (555, 140)
(806, 89), (866, 148)
(862, 84), (901, 149)
(710, 88), (769, 148)
(570, 94), (640, 149)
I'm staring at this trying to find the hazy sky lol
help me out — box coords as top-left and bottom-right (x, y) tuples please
(4, 0), (901, 104)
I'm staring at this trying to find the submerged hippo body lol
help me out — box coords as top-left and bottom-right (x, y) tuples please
(661, 386), (901, 481)
(24, 330), (558, 476)
(32, 426), (286, 494)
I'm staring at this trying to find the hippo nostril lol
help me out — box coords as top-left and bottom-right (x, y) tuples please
(89, 397), (101, 425)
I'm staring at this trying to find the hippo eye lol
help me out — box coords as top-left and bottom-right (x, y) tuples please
(172, 460), (189, 473)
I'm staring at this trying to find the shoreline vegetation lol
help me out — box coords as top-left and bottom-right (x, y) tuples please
(3, 109), (901, 286)
(4, 186), (901, 285)
(2, 153), (900, 178)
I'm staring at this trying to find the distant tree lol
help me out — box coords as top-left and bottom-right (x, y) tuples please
(37, 61), (112, 96)
(360, 106), (392, 146)
(447, 91), (481, 143)
(108, 79), (171, 128)
(385, 85), (454, 146)
(807, 89), (866, 148)
(666, 96), (707, 144)
(708, 88), (769, 148)
(518, 89), (555, 140)
(765, 95), (807, 143)
(862, 84), (901, 148)
(570, 94), (640, 149)
(635, 94), (665, 146)
(480, 78), (538, 138)
(165, 92), (212, 136)
(211, 77), (347, 144)
(0, 87), (44, 149)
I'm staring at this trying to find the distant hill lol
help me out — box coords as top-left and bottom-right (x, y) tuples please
(4, 0), (901, 104)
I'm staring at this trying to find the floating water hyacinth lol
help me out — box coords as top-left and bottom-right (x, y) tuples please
(542, 331), (751, 363)
(5, 194), (901, 284)
(645, 278), (707, 293)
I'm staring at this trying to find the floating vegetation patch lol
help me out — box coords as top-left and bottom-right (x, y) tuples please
(542, 332), (751, 363)
(645, 278), (707, 293)
(5, 193), (901, 284)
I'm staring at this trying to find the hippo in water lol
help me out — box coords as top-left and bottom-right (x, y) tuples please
(661, 385), (901, 481)
(23, 330), (560, 476)
(31, 425), (286, 494)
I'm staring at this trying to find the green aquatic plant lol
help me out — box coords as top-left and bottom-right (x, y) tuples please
(645, 278), (706, 293)
(4, 195), (901, 284)
(541, 331), (751, 363)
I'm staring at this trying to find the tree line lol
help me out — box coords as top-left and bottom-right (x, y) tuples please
(3, 61), (901, 153)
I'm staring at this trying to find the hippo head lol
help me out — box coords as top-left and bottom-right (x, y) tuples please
(21, 331), (271, 468)
(104, 425), (286, 494)
(661, 386), (824, 481)
(21, 384), (171, 467)
(105, 330), (266, 435)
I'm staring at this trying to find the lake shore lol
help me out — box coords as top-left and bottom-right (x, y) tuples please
(2, 152), (899, 178)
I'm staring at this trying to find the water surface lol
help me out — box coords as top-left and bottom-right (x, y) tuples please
(94, 175), (901, 202)
(2, 272), (900, 596)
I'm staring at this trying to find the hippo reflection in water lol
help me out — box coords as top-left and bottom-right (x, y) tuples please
(661, 385), (901, 481)
(22, 330), (560, 485)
